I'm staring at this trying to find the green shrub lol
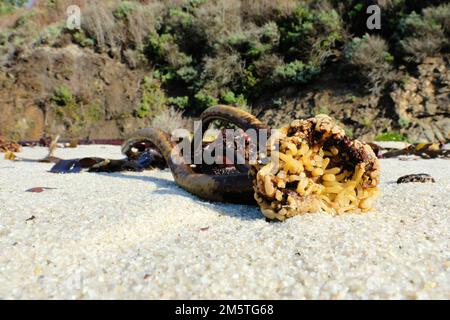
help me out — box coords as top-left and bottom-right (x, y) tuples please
(146, 32), (166, 60)
(0, 0), (26, 14)
(347, 94), (357, 103)
(278, 3), (343, 65)
(423, 3), (450, 35)
(278, 7), (313, 61)
(168, 96), (189, 110)
(360, 117), (373, 127)
(117, 1), (345, 115)
(271, 60), (319, 86)
(224, 22), (280, 59)
(241, 69), (258, 94)
(14, 11), (36, 28)
(167, 7), (192, 28)
(253, 53), (283, 79)
(375, 132), (408, 142)
(85, 104), (102, 122)
(73, 31), (95, 48)
(310, 6), (344, 65)
(134, 76), (167, 118)
(345, 127), (354, 138)
(44, 0), (57, 7)
(51, 85), (75, 106)
(239, 0), (297, 23)
(260, 22), (280, 46)
(31, 0), (447, 126)
(221, 90), (247, 108)
(200, 52), (245, 95)
(146, 32), (191, 68)
(0, 3), (14, 14)
(316, 105), (329, 115)
(176, 66), (198, 84)
(163, 4), (208, 55)
(194, 90), (218, 111)
(50, 85), (86, 136)
(396, 10), (447, 62)
(81, 3), (117, 50)
(122, 48), (145, 69)
(0, 30), (10, 46)
(348, 3), (364, 19)
(37, 24), (62, 46)
(113, 1), (137, 20)
(134, 105), (149, 119)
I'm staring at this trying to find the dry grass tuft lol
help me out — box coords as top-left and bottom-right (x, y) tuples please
(344, 34), (394, 94)
(150, 107), (193, 134)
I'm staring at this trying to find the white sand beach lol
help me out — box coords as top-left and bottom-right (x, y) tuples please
(0, 145), (449, 299)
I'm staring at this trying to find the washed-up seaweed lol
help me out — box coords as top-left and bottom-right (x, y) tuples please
(49, 150), (164, 174)
(382, 143), (449, 159)
(0, 138), (22, 153)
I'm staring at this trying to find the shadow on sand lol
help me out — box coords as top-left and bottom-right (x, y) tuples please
(96, 171), (263, 221)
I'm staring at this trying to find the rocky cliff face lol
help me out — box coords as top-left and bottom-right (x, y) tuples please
(1, 0), (449, 143)
(0, 45), (448, 142)
(257, 57), (449, 142)
(390, 57), (449, 142)
(0, 45), (152, 140)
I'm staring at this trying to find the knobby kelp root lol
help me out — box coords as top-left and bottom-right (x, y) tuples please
(252, 115), (380, 221)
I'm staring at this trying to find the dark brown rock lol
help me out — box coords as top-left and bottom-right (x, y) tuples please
(397, 174), (435, 184)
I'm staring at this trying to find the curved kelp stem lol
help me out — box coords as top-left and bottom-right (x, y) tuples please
(200, 105), (271, 173)
(200, 105), (270, 135)
(122, 128), (254, 204)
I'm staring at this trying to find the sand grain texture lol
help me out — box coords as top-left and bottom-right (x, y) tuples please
(0, 146), (449, 299)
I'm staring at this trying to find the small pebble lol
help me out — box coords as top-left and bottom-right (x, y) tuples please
(397, 173), (435, 184)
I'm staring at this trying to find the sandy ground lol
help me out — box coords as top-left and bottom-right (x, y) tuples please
(0, 145), (449, 300)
